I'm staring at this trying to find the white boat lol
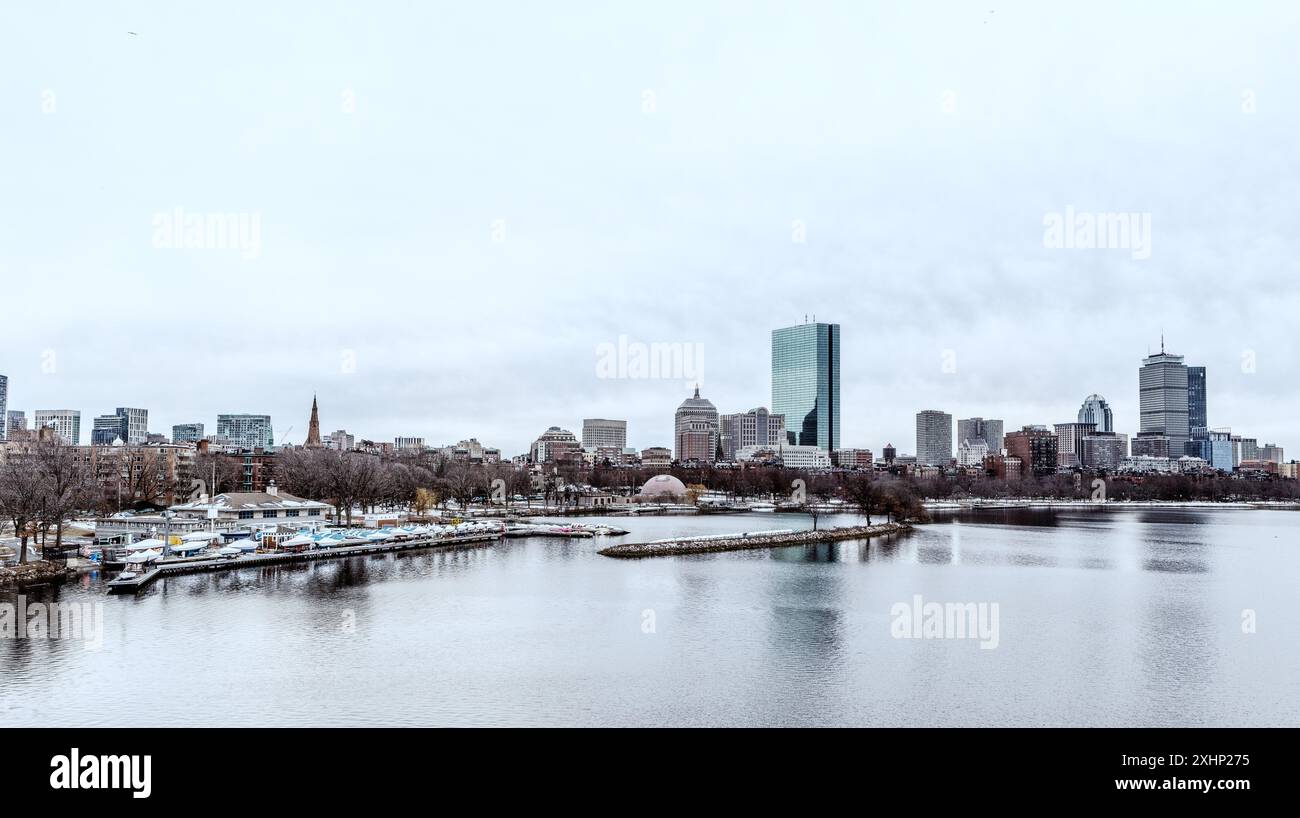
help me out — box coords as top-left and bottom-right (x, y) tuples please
(748, 502), (777, 513)
(117, 571), (139, 581)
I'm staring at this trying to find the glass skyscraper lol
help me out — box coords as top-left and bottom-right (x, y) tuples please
(1187, 366), (1207, 440)
(1139, 347), (1189, 456)
(771, 322), (840, 450)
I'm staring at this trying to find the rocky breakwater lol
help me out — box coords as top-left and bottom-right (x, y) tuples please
(598, 522), (912, 558)
(0, 560), (74, 588)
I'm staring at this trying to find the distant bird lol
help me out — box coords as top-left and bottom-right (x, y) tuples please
(127, 31), (138, 36)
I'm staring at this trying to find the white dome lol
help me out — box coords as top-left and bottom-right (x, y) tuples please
(640, 474), (688, 497)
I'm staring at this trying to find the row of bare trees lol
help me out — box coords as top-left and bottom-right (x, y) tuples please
(0, 438), (98, 564)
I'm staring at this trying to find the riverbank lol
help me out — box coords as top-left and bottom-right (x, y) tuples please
(597, 522), (912, 558)
(0, 560), (73, 588)
(923, 499), (1300, 511)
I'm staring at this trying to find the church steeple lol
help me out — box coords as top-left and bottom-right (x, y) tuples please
(305, 394), (322, 447)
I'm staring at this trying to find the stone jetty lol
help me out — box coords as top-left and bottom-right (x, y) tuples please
(0, 560), (74, 588)
(597, 522), (912, 558)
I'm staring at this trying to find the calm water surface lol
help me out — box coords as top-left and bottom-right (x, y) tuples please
(2, 508), (1298, 727)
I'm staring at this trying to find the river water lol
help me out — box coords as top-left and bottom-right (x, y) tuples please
(2, 508), (1297, 727)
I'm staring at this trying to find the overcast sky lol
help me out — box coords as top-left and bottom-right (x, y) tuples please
(2, 1), (1298, 456)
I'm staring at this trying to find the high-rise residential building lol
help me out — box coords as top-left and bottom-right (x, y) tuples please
(771, 321), (840, 450)
(1238, 438), (1260, 462)
(675, 386), (719, 463)
(172, 423), (205, 443)
(0, 374), (7, 443)
(1004, 425), (1058, 477)
(6, 410), (26, 440)
(114, 407), (148, 445)
(915, 410), (953, 466)
(216, 414), (274, 449)
(1262, 443), (1285, 464)
(1054, 422), (1097, 467)
(1139, 344), (1190, 456)
(956, 417), (1004, 454)
(91, 414), (128, 445)
(1187, 366), (1207, 440)
(719, 407), (785, 461)
(582, 419), (627, 451)
(394, 437), (426, 452)
(1082, 432), (1128, 470)
(33, 410), (81, 445)
(305, 396), (322, 447)
(1077, 394), (1114, 432)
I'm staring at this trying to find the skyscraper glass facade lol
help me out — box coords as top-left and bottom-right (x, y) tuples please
(771, 322), (839, 451)
(1187, 366), (1207, 440)
(1139, 351), (1189, 455)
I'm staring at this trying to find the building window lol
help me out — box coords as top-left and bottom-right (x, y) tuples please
(263, 510), (277, 518)
(238, 511), (253, 519)
(286, 510), (299, 517)
(308, 509), (321, 516)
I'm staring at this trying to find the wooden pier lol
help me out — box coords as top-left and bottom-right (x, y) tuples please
(105, 532), (501, 595)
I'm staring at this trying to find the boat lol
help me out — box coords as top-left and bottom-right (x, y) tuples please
(747, 502), (777, 513)
(117, 571), (139, 581)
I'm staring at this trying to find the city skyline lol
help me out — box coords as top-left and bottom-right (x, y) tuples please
(4, 4), (1298, 460)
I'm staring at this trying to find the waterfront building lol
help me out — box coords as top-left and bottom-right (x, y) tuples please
(915, 410), (953, 465)
(720, 407), (785, 461)
(956, 417), (1004, 454)
(305, 396), (323, 447)
(1004, 426), (1058, 477)
(674, 386), (719, 464)
(170, 480), (333, 523)
(172, 423), (205, 443)
(217, 414), (274, 450)
(957, 438), (990, 467)
(984, 454), (1022, 480)
(1053, 422), (1097, 467)
(1082, 432), (1128, 470)
(640, 446), (672, 468)
(33, 409), (81, 445)
(531, 426), (581, 464)
(1131, 432), (1172, 459)
(1122, 456), (1177, 474)
(1077, 394), (1114, 433)
(1187, 366), (1208, 440)
(771, 321), (840, 450)
(1139, 344), (1190, 456)
(582, 419), (627, 451)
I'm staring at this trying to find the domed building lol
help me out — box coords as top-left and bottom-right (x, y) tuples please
(639, 474), (688, 501)
(674, 386), (718, 464)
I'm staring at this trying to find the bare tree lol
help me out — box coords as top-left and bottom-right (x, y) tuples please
(0, 452), (45, 564)
(34, 437), (96, 558)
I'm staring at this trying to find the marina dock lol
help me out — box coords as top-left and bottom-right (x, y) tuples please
(597, 523), (912, 558)
(105, 531), (502, 595)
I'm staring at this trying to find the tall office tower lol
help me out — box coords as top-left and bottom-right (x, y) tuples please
(1139, 343), (1190, 456)
(1004, 426), (1059, 477)
(6, 410), (26, 439)
(1186, 366), (1207, 440)
(305, 395), (323, 447)
(1261, 443), (1284, 463)
(582, 418), (628, 450)
(1208, 430), (1235, 471)
(771, 321), (840, 450)
(1077, 394), (1114, 432)
(0, 374), (7, 442)
(114, 407), (148, 445)
(33, 409), (81, 445)
(1053, 422), (1097, 467)
(956, 417), (1004, 454)
(216, 414), (275, 449)
(172, 423), (205, 443)
(91, 414), (128, 445)
(1238, 438), (1260, 461)
(915, 410), (954, 465)
(674, 386), (719, 463)
(719, 407), (785, 461)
